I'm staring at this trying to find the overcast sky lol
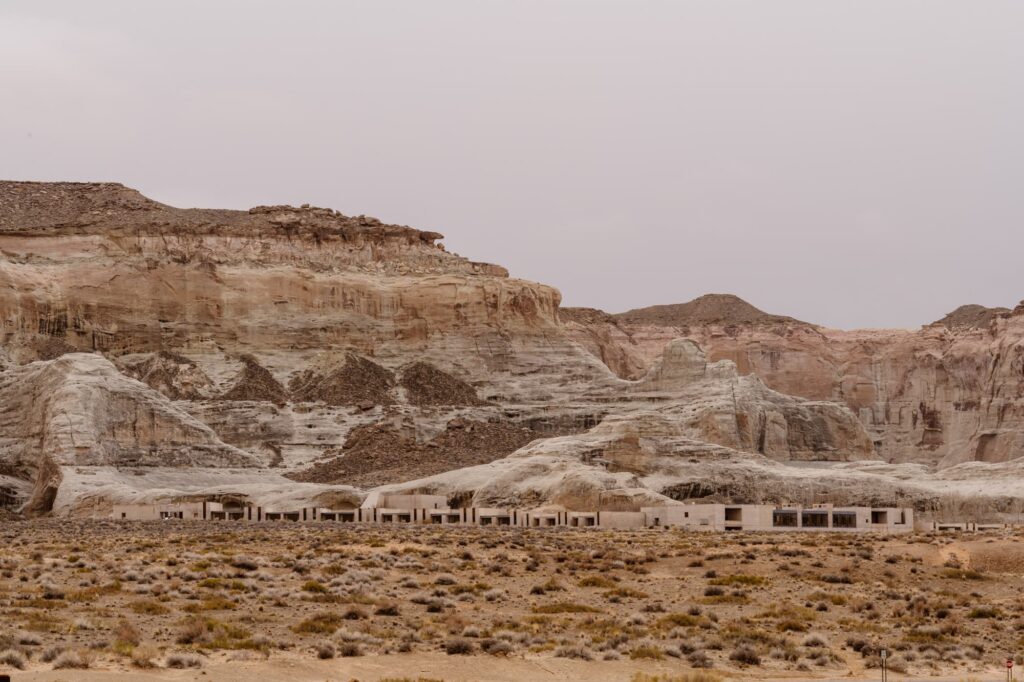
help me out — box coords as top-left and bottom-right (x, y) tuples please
(2, 1), (1021, 328)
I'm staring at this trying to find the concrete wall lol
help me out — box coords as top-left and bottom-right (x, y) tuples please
(597, 511), (647, 529)
(378, 494), (448, 510)
(112, 503), (205, 521)
(109, 499), (915, 534)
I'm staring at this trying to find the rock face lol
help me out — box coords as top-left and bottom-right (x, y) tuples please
(565, 295), (1024, 468)
(0, 353), (257, 513)
(1, 181), (1019, 516)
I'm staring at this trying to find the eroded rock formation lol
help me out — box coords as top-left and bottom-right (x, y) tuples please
(1, 181), (1021, 516)
(565, 295), (1024, 467)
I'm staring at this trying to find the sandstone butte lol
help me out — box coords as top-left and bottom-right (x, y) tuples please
(0, 181), (1022, 520)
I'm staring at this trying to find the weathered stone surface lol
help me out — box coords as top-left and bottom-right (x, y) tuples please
(566, 296), (1024, 468)
(118, 350), (213, 400)
(2, 181), (1019, 516)
(0, 353), (258, 512)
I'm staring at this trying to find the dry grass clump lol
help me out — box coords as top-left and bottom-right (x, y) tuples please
(165, 652), (203, 668)
(445, 637), (474, 655)
(52, 648), (92, 669)
(0, 649), (27, 669)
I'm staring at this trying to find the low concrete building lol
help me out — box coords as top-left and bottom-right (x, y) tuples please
(525, 510), (565, 527)
(641, 503), (913, 533)
(205, 501), (252, 521)
(568, 511), (598, 527)
(112, 502), (206, 521)
(925, 521), (1004, 532)
(596, 511), (647, 529)
(317, 508), (363, 522)
(108, 496), (914, 534)
(474, 507), (517, 526)
(426, 508), (467, 524)
(375, 494), (448, 510)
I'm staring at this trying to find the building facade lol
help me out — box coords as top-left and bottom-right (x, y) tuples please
(109, 498), (914, 533)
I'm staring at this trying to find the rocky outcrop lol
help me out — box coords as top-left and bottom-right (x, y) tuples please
(399, 362), (486, 406)
(929, 304), (1011, 330)
(288, 418), (540, 487)
(119, 350), (213, 400)
(0, 353), (258, 512)
(566, 295), (1024, 468)
(220, 354), (288, 405)
(289, 353), (396, 407)
(4, 181), (1018, 516)
(618, 293), (810, 327)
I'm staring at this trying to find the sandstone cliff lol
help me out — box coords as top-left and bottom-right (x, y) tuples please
(564, 295), (1024, 468)
(1, 182), (1018, 517)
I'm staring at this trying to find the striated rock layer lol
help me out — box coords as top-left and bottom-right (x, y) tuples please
(1, 182), (1021, 516)
(564, 295), (1024, 468)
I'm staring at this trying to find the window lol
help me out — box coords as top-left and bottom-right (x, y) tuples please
(801, 511), (829, 528)
(832, 512), (857, 529)
(773, 511), (798, 527)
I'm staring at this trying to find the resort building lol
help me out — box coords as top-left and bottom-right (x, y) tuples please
(640, 503), (913, 533)
(108, 496), (915, 533)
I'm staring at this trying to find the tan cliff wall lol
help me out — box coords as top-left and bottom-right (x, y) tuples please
(563, 297), (1024, 467)
(0, 182), (894, 515)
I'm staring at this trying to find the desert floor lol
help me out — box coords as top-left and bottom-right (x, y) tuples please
(3, 520), (1024, 681)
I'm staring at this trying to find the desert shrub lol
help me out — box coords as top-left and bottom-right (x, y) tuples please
(820, 574), (852, 584)
(729, 645), (761, 665)
(803, 634), (828, 648)
(338, 642), (363, 657)
(130, 643), (160, 668)
(578, 575), (617, 588)
(114, 620), (142, 647)
(485, 639), (513, 655)
(0, 649), (26, 670)
(968, 607), (1001, 619)
(777, 619), (807, 632)
(532, 602), (601, 614)
(165, 653), (203, 669)
(176, 618), (208, 644)
(630, 644), (664, 660)
(659, 613), (698, 628)
(688, 649), (713, 667)
(315, 641), (335, 659)
(130, 599), (170, 615)
(445, 638), (474, 655)
(293, 612), (343, 635)
(52, 649), (91, 669)
(15, 631), (41, 645)
(554, 644), (593, 660)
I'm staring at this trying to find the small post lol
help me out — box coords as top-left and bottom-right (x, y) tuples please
(1007, 656), (1014, 682)
(880, 648), (888, 682)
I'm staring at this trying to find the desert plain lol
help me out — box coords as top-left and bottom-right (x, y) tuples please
(3, 520), (1024, 681)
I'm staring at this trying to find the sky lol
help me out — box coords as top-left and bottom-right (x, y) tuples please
(1, 1), (1022, 329)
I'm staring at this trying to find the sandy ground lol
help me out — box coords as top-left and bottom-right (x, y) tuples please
(4, 654), (1015, 682)
(4, 521), (1024, 681)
